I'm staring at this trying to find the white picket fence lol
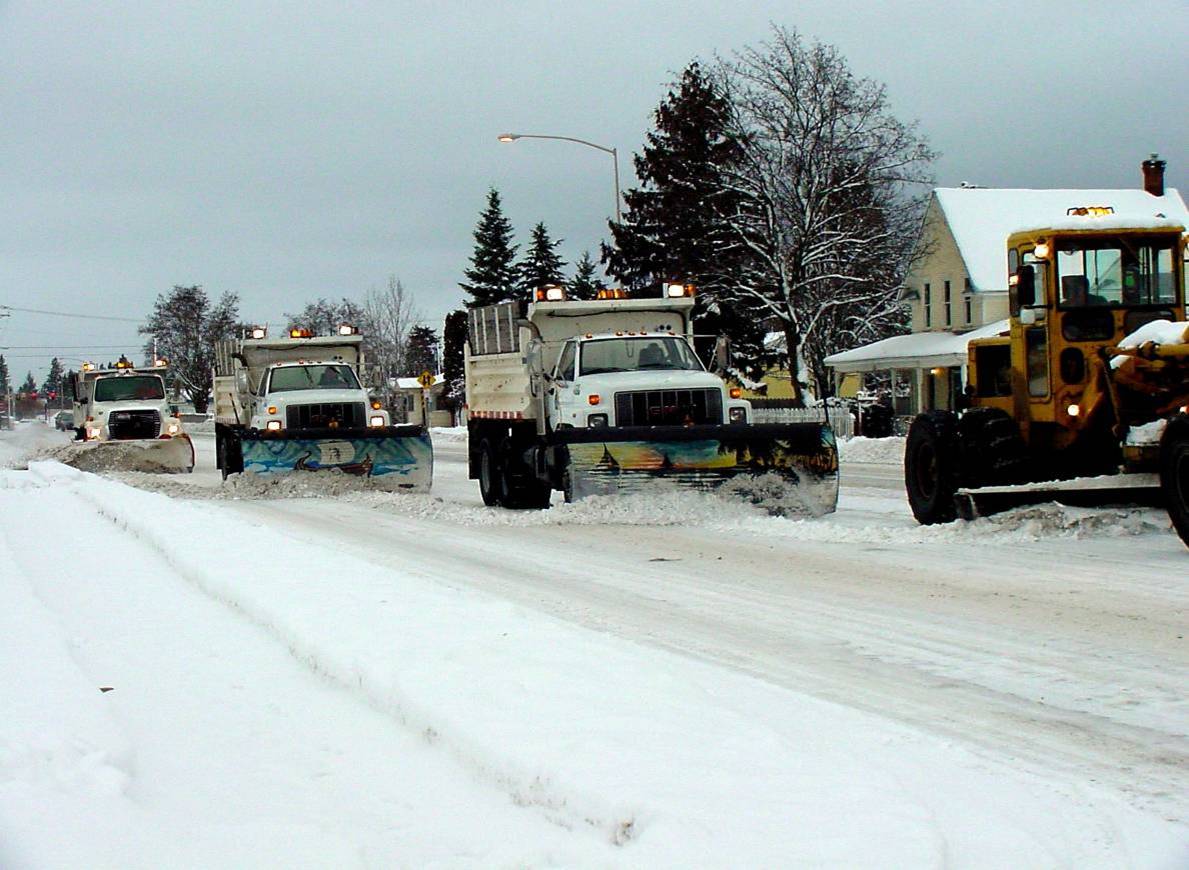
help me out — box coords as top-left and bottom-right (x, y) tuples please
(750, 405), (855, 439)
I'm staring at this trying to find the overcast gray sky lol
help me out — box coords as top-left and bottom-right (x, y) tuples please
(2, 0), (1186, 384)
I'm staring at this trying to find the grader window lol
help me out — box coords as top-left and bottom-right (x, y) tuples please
(973, 345), (1012, 397)
(1057, 238), (1178, 307)
(1026, 328), (1049, 397)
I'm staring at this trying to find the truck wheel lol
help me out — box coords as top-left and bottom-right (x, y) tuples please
(478, 439), (501, 506)
(905, 411), (961, 524)
(497, 440), (551, 509)
(1159, 414), (1189, 548)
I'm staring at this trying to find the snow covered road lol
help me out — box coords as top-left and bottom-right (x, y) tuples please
(2, 423), (1186, 867)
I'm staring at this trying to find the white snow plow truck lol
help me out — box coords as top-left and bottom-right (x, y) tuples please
(464, 284), (840, 511)
(213, 326), (432, 490)
(65, 357), (195, 473)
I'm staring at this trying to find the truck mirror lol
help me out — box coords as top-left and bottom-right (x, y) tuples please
(1016, 264), (1036, 308)
(526, 340), (544, 375)
(712, 336), (730, 373)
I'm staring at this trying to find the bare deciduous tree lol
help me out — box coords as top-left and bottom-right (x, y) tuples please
(361, 275), (419, 404)
(717, 26), (935, 402)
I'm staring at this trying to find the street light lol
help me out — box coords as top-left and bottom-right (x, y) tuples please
(497, 133), (622, 223)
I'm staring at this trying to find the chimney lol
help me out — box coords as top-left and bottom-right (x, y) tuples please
(1142, 153), (1166, 197)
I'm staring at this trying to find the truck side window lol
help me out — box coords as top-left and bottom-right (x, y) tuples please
(555, 342), (576, 381)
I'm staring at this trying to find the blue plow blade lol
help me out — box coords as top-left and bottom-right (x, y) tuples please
(239, 429), (433, 491)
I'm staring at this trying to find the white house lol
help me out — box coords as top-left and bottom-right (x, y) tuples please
(825, 159), (1187, 418)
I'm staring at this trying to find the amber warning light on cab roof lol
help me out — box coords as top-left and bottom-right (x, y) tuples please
(1066, 206), (1115, 217)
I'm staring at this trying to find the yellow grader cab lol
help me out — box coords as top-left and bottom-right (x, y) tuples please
(904, 211), (1189, 547)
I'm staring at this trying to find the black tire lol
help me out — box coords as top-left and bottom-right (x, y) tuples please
(499, 441), (551, 510)
(478, 438), (501, 506)
(218, 430), (243, 480)
(957, 407), (1027, 487)
(1159, 414), (1189, 548)
(905, 410), (961, 524)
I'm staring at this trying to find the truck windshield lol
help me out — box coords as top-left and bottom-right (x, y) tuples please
(579, 337), (702, 375)
(268, 364), (360, 392)
(1056, 237), (1178, 308)
(92, 376), (165, 402)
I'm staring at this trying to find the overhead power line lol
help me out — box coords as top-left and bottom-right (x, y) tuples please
(0, 304), (142, 323)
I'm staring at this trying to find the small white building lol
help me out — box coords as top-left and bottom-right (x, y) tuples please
(393, 374), (452, 427)
(826, 166), (1187, 418)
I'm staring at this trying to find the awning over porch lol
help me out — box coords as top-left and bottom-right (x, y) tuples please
(824, 320), (1009, 373)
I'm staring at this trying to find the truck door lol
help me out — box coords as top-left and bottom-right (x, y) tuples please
(551, 341), (577, 426)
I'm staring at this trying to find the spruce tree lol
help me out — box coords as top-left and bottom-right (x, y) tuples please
(21, 372), (37, 393)
(441, 309), (468, 414)
(403, 325), (439, 377)
(41, 357), (64, 397)
(517, 222), (566, 294)
(602, 61), (770, 379)
(569, 251), (601, 300)
(0, 354), (10, 395)
(460, 188), (518, 308)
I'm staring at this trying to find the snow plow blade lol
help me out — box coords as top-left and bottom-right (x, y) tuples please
(558, 422), (839, 516)
(237, 425), (433, 491)
(62, 434), (195, 474)
(955, 473), (1164, 520)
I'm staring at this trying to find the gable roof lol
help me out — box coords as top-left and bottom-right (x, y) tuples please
(933, 187), (1188, 292)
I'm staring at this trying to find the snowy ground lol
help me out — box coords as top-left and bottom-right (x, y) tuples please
(1, 423), (1186, 868)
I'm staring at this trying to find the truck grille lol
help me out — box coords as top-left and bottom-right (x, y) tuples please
(107, 410), (161, 440)
(286, 402), (366, 429)
(614, 389), (723, 427)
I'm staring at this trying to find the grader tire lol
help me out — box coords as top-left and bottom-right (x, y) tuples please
(905, 411), (961, 524)
(1159, 414), (1189, 548)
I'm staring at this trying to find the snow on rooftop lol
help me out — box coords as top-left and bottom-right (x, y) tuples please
(934, 187), (1188, 292)
(825, 319), (1009, 371)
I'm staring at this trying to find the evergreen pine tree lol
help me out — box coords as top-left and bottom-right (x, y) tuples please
(403, 325), (439, 377)
(569, 251), (601, 301)
(516, 222), (566, 294)
(602, 61), (770, 379)
(441, 310), (468, 415)
(41, 357), (64, 397)
(21, 372), (37, 393)
(460, 188), (518, 308)
(0, 354), (10, 395)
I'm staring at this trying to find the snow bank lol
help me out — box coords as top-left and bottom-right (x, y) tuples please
(430, 425), (467, 443)
(0, 422), (70, 469)
(837, 435), (905, 464)
(9, 461), (1183, 866)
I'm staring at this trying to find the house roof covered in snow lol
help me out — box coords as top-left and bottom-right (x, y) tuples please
(933, 187), (1188, 292)
(824, 319), (1009, 373)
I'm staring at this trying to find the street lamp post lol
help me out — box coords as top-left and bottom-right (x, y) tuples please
(498, 133), (622, 223)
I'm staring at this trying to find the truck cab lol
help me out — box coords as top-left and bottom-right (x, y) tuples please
(72, 358), (183, 442)
(246, 359), (389, 433)
(547, 331), (750, 430)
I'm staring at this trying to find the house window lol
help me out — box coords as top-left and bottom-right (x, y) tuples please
(944, 280), (952, 326)
(964, 278), (973, 323)
(923, 283), (931, 328)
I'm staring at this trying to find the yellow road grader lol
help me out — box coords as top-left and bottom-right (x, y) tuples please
(905, 208), (1189, 546)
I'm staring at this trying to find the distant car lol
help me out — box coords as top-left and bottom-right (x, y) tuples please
(54, 410), (74, 431)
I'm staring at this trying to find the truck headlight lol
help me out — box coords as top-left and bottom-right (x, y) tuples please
(369, 415), (385, 428)
(729, 407), (746, 424)
(167, 421), (180, 435)
(266, 420), (282, 431)
(588, 413), (608, 427)
(85, 427), (101, 440)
